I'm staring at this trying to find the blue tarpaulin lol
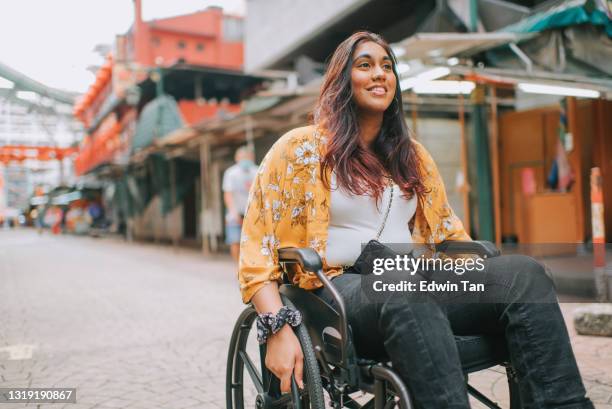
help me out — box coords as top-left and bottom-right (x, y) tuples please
(131, 95), (184, 152)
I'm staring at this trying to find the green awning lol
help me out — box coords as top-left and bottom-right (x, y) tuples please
(131, 95), (184, 152)
(501, 0), (612, 37)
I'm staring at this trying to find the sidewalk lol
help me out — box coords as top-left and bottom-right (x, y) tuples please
(469, 303), (612, 408)
(501, 243), (612, 299)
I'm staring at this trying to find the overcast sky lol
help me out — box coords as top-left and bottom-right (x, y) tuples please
(0, 0), (246, 94)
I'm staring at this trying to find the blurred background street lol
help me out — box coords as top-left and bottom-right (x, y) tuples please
(1, 229), (240, 408)
(1, 0), (612, 407)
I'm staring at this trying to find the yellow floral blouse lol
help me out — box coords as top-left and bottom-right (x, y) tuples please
(238, 125), (470, 303)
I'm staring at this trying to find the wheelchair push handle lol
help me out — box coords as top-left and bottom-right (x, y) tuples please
(278, 247), (350, 366)
(435, 240), (500, 258)
(278, 247), (323, 272)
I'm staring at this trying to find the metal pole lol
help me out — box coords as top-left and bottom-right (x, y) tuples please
(58, 157), (64, 186)
(472, 84), (494, 241)
(200, 137), (211, 255)
(469, 0), (478, 32)
(155, 67), (164, 97)
(566, 97), (586, 241)
(489, 86), (502, 247)
(410, 93), (418, 139)
(148, 159), (160, 244)
(458, 92), (471, 233)
(169, 158), (178, 249)
(591, 167), (608, 301)
(245, 116), (255, 151)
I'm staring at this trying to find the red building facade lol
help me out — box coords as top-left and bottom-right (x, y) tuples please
(128, 1), (243, 70)
(73, 1), (245, 176)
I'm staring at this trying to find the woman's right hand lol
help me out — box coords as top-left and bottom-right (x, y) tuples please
(250, 282), (304, 393)
(265, 324), (305, 393)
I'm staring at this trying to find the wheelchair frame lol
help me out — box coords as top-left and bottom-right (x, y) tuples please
(227, 240), (521, 409)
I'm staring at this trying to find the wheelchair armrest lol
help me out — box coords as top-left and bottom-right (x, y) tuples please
(436, 240), (500, 258)
(278, 247), (323, 272)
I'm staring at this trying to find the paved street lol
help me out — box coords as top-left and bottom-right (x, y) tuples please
(1, 229), (611, 408)
(1, 229), (243, 409)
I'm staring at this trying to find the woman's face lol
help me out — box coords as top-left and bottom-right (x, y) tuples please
(350, 41), (397, 115)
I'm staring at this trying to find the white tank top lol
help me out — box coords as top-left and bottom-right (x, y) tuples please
(326, 173), (417, 267)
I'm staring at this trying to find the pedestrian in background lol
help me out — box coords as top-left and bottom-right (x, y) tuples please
(223, 146), (258, 261)
(50, 206), (63, 235)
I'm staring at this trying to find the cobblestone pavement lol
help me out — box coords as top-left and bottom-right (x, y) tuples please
(1, 229), (611, 408)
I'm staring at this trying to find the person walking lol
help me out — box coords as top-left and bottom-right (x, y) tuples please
(223, 145), (258, 261)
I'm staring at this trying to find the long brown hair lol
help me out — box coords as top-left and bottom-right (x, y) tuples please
(314, 31), (426, 203)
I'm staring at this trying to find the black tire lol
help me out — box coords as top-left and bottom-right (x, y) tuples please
(226, 304), (325, 409)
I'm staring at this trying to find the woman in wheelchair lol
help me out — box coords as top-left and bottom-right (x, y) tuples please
(234, 31), (593, 408)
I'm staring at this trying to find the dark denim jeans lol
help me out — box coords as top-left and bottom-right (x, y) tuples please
(314, 254), (593, 409)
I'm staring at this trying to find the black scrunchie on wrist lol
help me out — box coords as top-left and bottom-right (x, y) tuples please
(256, 306), (302, 344)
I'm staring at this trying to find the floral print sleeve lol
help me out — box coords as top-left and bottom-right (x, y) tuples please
(412, 141), (471, 243)
(238, 128), (309, 303)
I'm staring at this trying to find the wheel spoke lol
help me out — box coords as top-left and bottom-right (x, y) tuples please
(270, 388), (308, 408)
(301, 392), (310, 408)
(271, 394), (292, 408)
(259, 343), (269, 388)
(228, 305), (324, 409)
(384, 397), (399, 409)
(239, 350), (264, 393)
(291, 376), (302, 409)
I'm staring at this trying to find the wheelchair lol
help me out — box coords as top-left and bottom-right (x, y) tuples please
(227, 241), (522, 408)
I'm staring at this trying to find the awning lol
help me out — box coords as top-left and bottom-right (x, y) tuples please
(501, 0), (612, 37)
(86, 93), (123, 134)
(452, 66), (612, 98)
(137, 78), (320, 153)
(242, 96), (284, 115)
(137, 64), (266, 107)
(156, 127), (197, 148)
(392, 32), (535, 61)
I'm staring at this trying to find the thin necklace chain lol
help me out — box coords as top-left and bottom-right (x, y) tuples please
(375, 183), (394, 240)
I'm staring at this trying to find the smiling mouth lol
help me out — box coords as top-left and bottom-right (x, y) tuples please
(368, 86), (387, 96)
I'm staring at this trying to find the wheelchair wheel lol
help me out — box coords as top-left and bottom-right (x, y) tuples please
(226, 305), (325, 409)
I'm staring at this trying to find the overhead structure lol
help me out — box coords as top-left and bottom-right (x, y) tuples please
(0, 60), (82, 149)
(392, 32), (536, 61)
(0, 60), (76, 105)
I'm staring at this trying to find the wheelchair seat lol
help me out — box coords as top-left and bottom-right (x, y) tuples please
(355, 335), (510, 406)
(358, 334), (508, 375)
(456, 334), (509, 373)
(349, 317), (517, 409)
